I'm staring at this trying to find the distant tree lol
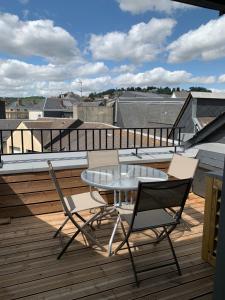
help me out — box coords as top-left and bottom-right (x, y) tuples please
(89, 93), (96, 100)
(135, 87), (142, 91)
(127, 87), (135, 91)
(157, 86), (172, 95)
(189, 87), (212, 93)
(147, 86), (157, 91)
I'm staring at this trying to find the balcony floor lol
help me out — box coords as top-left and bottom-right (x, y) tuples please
(0, 193), (214, 300)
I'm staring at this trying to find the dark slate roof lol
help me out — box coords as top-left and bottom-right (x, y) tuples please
(0, 119), (24, 141)
(197, 117), (215, 128)
(23, 119), (83, 147)
(44, 122), (166, 151)
(44, 97), (81, 111)
(117, 102), (184, 129)
(43, 121), (115, 151)
(6, 99), (45, 111)
(75, 101), (104, 107)
(118, 97), (175, 103)
(185, 112), (225, 148)
(172, 0), (225, 14)
(22, 118), (116, 151)
(118, 91), (170, 99)
(171, 91), (189, 99)
(172, 92), (225, 130)
(59, 92), (80, 99)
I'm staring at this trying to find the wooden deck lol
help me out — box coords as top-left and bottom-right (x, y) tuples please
(0, 193), (214, 299)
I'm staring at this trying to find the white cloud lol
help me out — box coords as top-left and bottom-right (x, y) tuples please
(211, 88), (225, 93)
(112, 64), (136, 73)
(113, 67), (191, 86)
(72, 76), (112, 93)
(218, 74), (225, 83)
(0, 61), (218, 97)
(19, 0), (29, 5)
(113, 67), (216, 87)
(75, 62), (108, 77)
(117, 0), (190, 14)
(0, 59), (110, 96)
(168, 15), (225, 63)
(0, 13), (82, 64)
(89, 18), (176, 63)
(0, 59), (108, 82)
(189, 76), (216, 84)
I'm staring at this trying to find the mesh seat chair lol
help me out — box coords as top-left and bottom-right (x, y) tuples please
(167, 154), (199, 179)
(87, 150), (119, 169)
(47, 160), (107, 259)
(113, 178), (193, 287)
(167, 154), (199, 228)
(87, 149), (120, 201)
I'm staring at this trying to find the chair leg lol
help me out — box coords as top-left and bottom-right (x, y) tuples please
(74, 212), (87, 223)
(113, 218), (128, 254)
(53, 216), (70, 238)
(126, 236), (139, 287)
(156, 224), (176, 243)
(120, 222), (139, 286)
(58, 211), (106, 259)
(164, 227), (182, 276)
(155, 228), (166, 243)
(57, 229), (80, 259)
(75, 212), (95, 231)
(77, 211), (106, 252)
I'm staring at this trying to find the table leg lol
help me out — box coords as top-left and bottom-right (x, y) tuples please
(114, 190), (117, 206)
(119, 191), (122, 206)
(108, 215), (120, 256)
(125, 191), (128, 204)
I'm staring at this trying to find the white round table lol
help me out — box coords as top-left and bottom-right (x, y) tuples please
(81, 164), (168, 255)
(81, 164), (168, 205)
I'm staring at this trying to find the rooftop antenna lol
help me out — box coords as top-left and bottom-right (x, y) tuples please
(77, 80), (83, 97)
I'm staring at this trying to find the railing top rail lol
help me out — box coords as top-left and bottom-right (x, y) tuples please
(0, 125), (184, 164)
(0, 126), (184, 131)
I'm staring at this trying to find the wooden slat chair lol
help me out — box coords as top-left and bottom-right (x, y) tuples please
(113, 178), (193, 287)
(47, 160), (107, 259)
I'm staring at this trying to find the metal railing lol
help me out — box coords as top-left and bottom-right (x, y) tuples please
(0, 126), (183, 165)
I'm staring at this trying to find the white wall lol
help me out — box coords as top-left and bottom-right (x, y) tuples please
(29, 111), (43, 120)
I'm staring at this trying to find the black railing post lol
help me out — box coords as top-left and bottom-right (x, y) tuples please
(0, 130), (3, 168)
(0, 153), (3, 168)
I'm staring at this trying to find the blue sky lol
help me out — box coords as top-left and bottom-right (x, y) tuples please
(0, 0), (225, 96)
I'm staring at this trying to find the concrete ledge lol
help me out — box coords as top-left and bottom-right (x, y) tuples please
(0, 148), (182, 175)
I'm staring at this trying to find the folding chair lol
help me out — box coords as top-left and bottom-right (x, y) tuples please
(167, 153), (199, 179)
(167, 153), (199, 229)
(113, 178), (193, 286)
(87, 150), (121, 204)
(87, 150), (119, 169)
(48, 160), (107, 259)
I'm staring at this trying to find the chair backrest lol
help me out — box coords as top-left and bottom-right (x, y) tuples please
(167, 154), (199, 179)
(47, 160), (70, 215)
(87, 150), (119, 169)
(131, 178), (193, 227)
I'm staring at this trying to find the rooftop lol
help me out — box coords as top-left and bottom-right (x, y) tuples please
(44, 97), (82, 112)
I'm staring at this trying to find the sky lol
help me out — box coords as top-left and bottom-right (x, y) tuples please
(0, 0), (225, 96)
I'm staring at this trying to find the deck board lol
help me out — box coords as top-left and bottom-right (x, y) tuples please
(0, 193), (214, 299)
